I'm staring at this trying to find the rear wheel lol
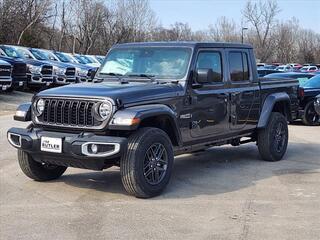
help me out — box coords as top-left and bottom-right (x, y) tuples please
(120, 127), (174, 198)
(257, 112), (288, 162)
(18, 150), (67, 181)
(302, 101), (320, 126)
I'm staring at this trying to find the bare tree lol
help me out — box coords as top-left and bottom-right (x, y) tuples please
(208, 17), (239, 42)
(242, 0), (280, 62)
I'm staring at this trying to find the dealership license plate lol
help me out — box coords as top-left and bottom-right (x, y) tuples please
(46, 82), (50, 86)
(41, 137), (62, 153)
(2, 86), (7, 91)
(19, 82), (23, 86)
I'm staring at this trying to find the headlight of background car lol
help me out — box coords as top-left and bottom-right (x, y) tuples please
(27, 64), (41, 74)
(76, 68), (88, 76)
(53, 66), (65, 75)
(35, 99), (45, 116)
(98, 101), (113, 121)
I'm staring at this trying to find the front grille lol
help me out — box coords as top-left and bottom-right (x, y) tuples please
(41, 65), (53, 75)
(66, 67), (76, 76)
(39, 98), (98, 127)
(12, 63), (27, 77)
(0, 65), (11, 77)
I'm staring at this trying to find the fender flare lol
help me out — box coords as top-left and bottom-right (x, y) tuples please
(108, 104), (182, 145)
(257, 93), (291, 128)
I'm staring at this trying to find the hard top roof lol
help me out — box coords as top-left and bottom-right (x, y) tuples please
(113, 41), (253, 49)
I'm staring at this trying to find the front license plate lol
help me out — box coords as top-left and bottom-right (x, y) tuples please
(19, 81), (23, 86)
(41, 137), (62, 153)
(46, 82), (50, 86)
(2, 86), (7, 91)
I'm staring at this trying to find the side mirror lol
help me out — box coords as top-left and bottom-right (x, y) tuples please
(196, 68), (213, 83)
(196, 68), (222, 84)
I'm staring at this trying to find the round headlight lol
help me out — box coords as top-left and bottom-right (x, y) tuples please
(36, 99), (45, 115)
(98, 102), (112, 120)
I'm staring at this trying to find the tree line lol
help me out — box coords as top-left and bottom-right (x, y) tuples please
(0, 0), (319, 63)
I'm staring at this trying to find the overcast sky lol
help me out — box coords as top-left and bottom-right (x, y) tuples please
(149, 0), (320, 33)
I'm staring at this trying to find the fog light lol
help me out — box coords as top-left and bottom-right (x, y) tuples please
(91, 144), (98, 154)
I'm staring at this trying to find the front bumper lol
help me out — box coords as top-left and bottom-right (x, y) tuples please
(27, 73), (53, 86)
(7, 127), (127, 170)
(0, 78), (12, 91)
(54, 75), (77, 85)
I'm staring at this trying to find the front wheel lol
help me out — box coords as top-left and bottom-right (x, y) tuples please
(257, 112), (288, 162)
(302, 101), (320, 126)
(120, 127), (174, 198)
(18, 150), (67, 181)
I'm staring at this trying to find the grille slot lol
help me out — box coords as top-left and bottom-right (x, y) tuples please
(41, 65), (53, 75)
(12, 63), (27, 77)
(38, 98), (100, 128)
(0, 65), (12, 77)
(66, 67), (76, 76)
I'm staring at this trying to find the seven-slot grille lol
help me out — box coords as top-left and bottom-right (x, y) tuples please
(41, 65), (53, 75)
(39, 99), (99, 127)
(0, 65), (11, 77)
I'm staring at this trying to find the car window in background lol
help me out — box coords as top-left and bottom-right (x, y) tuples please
(54, 52), (72, 63)
(16, 48), (33, 59)
(196, 51), (223, 83)
(302, 75), (320, 88)
(74, 55), (88, 64)
(100, 47), (192, 79)
(0, 46), (24, 58)
(229, 52), (250, 81)
(30, 49), (48, 61)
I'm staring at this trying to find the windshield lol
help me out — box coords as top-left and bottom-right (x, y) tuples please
(99, 47), (192, 79)
(30, 49), (48, 60)
(55, 52), (73, 63)
(74, 55), (88, 64)
(302, 75), (320, 88)
(96, 56), (105, 63)
(0, 46), (24, 58)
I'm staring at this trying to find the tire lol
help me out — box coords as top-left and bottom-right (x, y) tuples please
(302, 101), (320, 126)
(18, 150), (67, 181)
(120, 127), (174, 198)
(257, 112), (288, 162)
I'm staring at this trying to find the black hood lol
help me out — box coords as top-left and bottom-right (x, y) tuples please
(37, 81), (184, 105)
(0, 56), (25, 65)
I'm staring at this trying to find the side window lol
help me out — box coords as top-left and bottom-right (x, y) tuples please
(229, 52), (250, 81)
(196, 51), (223, 83)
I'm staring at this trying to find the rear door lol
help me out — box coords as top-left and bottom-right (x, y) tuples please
(226, 49), (260, 131)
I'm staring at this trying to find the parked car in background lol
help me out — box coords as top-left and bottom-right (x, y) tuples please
(298, 75), (320, 125)
(28, 48), (77, 85)
(94, 55), (105, 64)
(51, 51), (97, 82)
(74, 54), (100, 68)
(0, 55), (27, 91)
(263, 72), (315, 85)
(257, 63), (266, 68)
(258, 69), (280, 77)
(299, 66), (318, 73)
(275, 65), (293, 72)
(314, 94), (320, 116)
(0, 45), (54, 88)
(0, 59), (12, 91)
(289, 63), (302, 69)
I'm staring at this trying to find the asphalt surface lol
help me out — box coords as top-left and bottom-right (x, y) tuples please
(0, 91), (320, 240)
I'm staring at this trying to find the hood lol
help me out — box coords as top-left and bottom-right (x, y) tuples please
(0, 59), (11, 66)
(39, 60), (74, 69)
(37, 80), (184, 105)
(22, 58), (51, 67)
(0, 56), (25, 65)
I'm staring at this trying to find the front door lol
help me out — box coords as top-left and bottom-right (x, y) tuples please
(190, 49), (229, 139)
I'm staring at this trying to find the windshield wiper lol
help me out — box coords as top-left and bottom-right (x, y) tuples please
(125, 73), (156, 82)
(98, 72), (129, 83)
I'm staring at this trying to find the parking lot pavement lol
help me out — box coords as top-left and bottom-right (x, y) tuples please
(0, 91), (34, 116)
(0, 106), (319, 240)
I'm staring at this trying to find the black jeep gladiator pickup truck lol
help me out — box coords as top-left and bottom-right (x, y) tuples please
(7, 42), (299, 198)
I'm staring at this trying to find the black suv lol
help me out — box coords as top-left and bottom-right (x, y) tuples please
(8, 42), (299, 198)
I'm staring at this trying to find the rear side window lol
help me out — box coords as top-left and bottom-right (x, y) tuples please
(229, 52), (250, 81)
(196, 51), (223, 82)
